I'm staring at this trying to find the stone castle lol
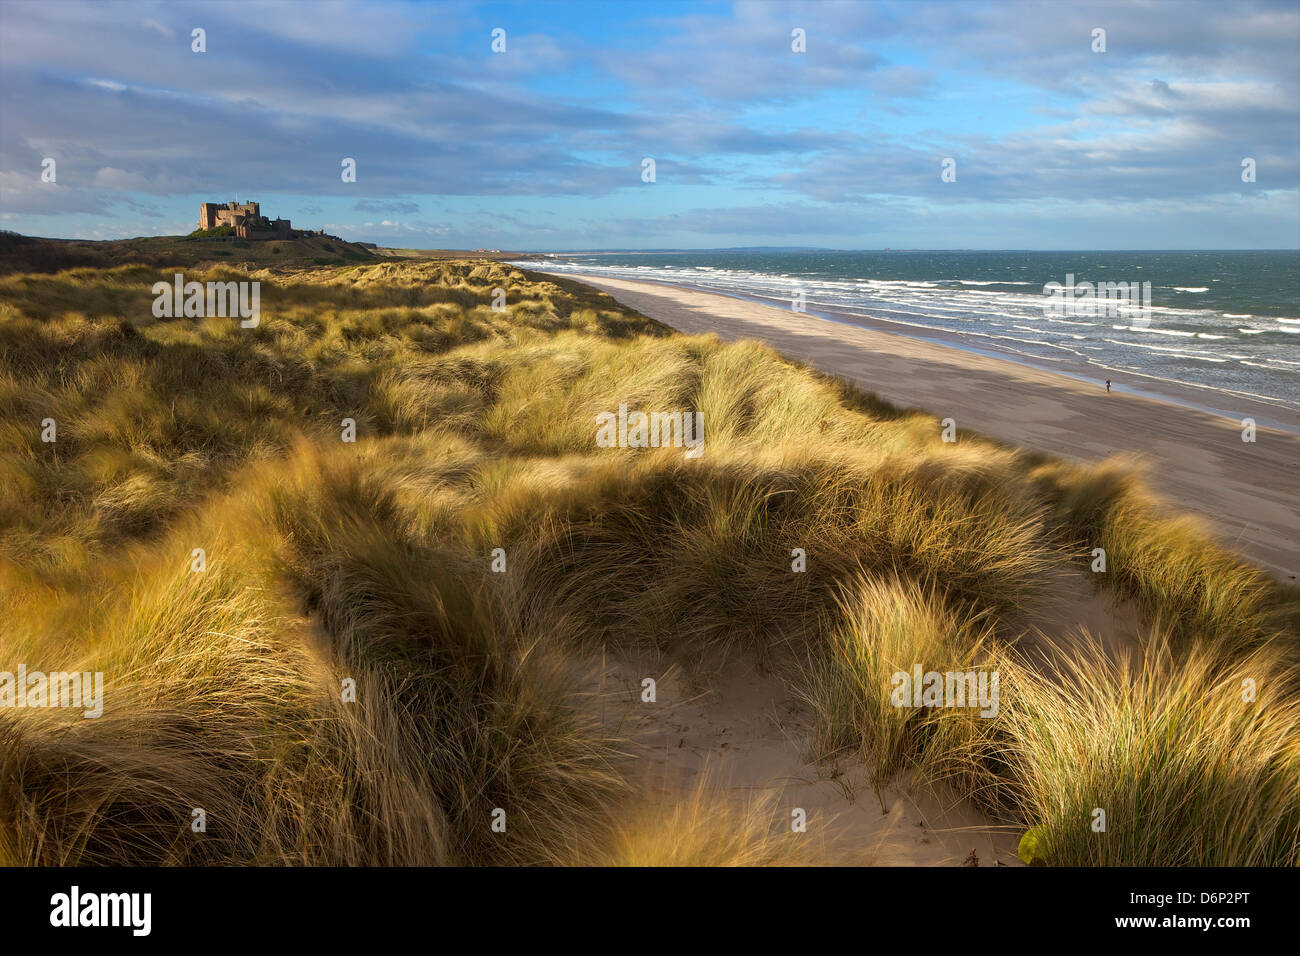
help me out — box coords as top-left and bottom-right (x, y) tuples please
(198, 200), (294, 240)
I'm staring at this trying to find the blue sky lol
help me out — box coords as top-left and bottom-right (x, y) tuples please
(1, 0), (1297, 249)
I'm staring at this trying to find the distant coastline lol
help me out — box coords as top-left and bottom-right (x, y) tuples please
(535, 267), (1300, 434)
(524, 250), (1300, 426)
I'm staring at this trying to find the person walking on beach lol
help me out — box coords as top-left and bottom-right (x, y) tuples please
(1105, 378), (1111, 393)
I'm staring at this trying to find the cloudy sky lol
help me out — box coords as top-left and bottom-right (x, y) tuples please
(1, 0), (1297, 249)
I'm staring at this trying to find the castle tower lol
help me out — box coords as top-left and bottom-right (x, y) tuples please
(198, 203), (220, 230)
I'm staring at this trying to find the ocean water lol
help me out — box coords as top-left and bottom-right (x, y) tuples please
(527, 250), (1300, 417)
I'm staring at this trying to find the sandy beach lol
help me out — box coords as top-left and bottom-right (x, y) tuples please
(552, 273), (1300, 581)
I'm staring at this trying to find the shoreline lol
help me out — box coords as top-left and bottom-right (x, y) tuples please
(527, 267), (1299, 433)
(536, 270), (1300, 581)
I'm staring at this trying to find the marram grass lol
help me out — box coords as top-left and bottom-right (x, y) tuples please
(0, 257), (1295, 865)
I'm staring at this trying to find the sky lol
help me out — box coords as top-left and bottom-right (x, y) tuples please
(1, 0), (1297, 250)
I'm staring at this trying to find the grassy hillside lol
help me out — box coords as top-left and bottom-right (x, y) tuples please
(0, 230), (380, 276)
(0, 256), (1296, 865)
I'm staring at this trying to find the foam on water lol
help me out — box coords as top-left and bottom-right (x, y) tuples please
(521, 250), (1300, 412)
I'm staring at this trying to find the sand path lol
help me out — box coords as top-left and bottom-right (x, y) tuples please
(599, 648), (1020, 866)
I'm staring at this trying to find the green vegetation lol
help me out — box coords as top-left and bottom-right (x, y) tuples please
(186, 226), (236, 239)
(0, 256), (1295, 865)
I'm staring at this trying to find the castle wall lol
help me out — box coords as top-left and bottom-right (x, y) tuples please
(235, 217), (293, 240)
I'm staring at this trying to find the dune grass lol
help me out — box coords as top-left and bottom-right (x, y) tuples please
(996, 635), (1300, 865)
(1033, 459), (1282, 653)
(559, 773), (831, 866)
(1, 256), (1295, 865)
(801, 576), (1002, 811)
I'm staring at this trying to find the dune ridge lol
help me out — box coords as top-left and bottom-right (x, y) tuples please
(1, 258), (1295, 866)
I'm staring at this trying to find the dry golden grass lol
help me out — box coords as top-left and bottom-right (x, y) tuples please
(801, 576), (1001, 809)
(995, 634), (1300, 865)
(1, 256), (1294, 865)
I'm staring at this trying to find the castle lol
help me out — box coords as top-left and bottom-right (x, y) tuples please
(198, 201), (293, 240)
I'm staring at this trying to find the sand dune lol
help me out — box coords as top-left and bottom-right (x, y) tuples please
(554, 273), (1300, 582)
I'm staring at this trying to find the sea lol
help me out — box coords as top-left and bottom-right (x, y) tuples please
(524, 250), (1300, 426)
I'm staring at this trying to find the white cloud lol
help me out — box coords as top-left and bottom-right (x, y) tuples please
(92, 167), (154, 190)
